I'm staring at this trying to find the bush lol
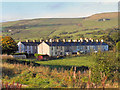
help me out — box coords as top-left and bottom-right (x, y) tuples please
(34, 53), (43, 58)
(90, 51), (119, 87)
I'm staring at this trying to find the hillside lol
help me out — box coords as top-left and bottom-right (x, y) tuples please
(2, 12), (118, 41)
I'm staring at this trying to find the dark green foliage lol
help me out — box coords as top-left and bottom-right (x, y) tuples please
(91, 51), (119, 86)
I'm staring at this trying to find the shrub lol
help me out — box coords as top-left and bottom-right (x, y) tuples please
(90, 51), (119, 88)
(34, 53), (43, 58)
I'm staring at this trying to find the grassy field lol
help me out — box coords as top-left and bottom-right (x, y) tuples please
(2, 54), (119, 88)
(2, 12), (118, 41)
(35, 56), (94, 67)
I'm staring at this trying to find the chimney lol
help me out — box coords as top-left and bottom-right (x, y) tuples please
(80, 38), (83, 42)
(78, 40), (81, 42)
(73, 40), (76, 42)
(33, 40), (36, 42)
(85, 39), (89, 42)
(40, 39), (42, 42)
(56, 39), (59, 42)
(96, 39), (99, 42)
(68, 39), (72, 42)
(91, 39), (94, 42)
(101, 39), (104, 42)
(63, 39), (66, 42)
(26, 40), (29, 42)
(84, 38), (87, 40)
(49, 39), (52, 42)
(46, 40), (48, 42)
(89, 38), (92, 40)
(52, 39), (55, 42)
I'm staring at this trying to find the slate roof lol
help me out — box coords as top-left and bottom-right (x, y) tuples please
(21, 42), (41, 46)
(45, 41), (108, 46)
(21, 41), (108, 46)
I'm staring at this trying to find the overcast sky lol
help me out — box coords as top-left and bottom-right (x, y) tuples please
(1, 1), (118, 22)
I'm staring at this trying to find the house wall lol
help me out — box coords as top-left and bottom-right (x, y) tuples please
(18, 41), (109, 56)
(17, 42), (38, 54)
(50, 46), (65, 56)
(17, 42), (25, 53)
(38, 42), (50, 56)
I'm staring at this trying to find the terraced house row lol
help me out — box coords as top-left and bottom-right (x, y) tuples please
(17, 38), (108, 56)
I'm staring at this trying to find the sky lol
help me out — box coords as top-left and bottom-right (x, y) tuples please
(1, 1), (118, 22)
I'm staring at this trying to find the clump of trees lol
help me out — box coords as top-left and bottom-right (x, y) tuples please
(90, 51), (119, 88)
(2, 36), (18, 55)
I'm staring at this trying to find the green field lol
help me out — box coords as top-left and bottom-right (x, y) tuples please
(2, 52), (119, 88)
(2, 12), (118, 41)
(35, 56), (94, 67)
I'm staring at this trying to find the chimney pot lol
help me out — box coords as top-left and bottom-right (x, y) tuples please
(56, 39), (59, 42)
(85, 38), (88, 40)
(63, 39), (66, 42)
(73, 40), (76, 42)
(91, 39), (94, 42)
(52, 39), (55, 42)
(26, 40), (29, 42)
(86, 39), (89, 42)
(40, 39), (42, 42)
(96, 39), (99, 42)
(78, 40), (80, 42)
(80, 38), (83, 42)
(49, 39), (52, 42)
(101, 39), (104, 42)
(68, 40), (72, 42)
(46, 40), (48, 42)
(33, 40), (36, 42)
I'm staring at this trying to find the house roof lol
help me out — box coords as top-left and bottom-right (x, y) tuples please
(45, 41), (108, 46)
(21, 42), (41, 46)
(20, 41), (108, 46)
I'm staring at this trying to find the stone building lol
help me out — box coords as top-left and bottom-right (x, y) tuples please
(17, 38), (108, 56)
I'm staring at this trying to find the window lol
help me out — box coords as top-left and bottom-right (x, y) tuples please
(29, 51), (31, 54)
(57, 46), (58, 49)
(52, 47), (53, 50)
(61, 47), (62, 50)
(51, 52), (53, 55)
(25, 46), (27, 50)
(55, 52), (57, 54)
(60, 52), (62, 55)
(35, 46), (36, 49)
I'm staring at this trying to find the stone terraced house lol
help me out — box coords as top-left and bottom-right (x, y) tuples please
(17, 38), (108, 56)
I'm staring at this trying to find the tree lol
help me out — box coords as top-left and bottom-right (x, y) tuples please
(90, 51), (119, 88)
(2, 36), (18, 55)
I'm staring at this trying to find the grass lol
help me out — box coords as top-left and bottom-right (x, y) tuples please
(2, 54), (119, 88)
(2, 55), (94, 71)
(35, 56), (94, 67)
(2, 52), (119, 88)
(2, 12), (118, 41)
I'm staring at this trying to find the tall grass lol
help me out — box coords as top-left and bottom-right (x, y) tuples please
(2, 62), (118, 88)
